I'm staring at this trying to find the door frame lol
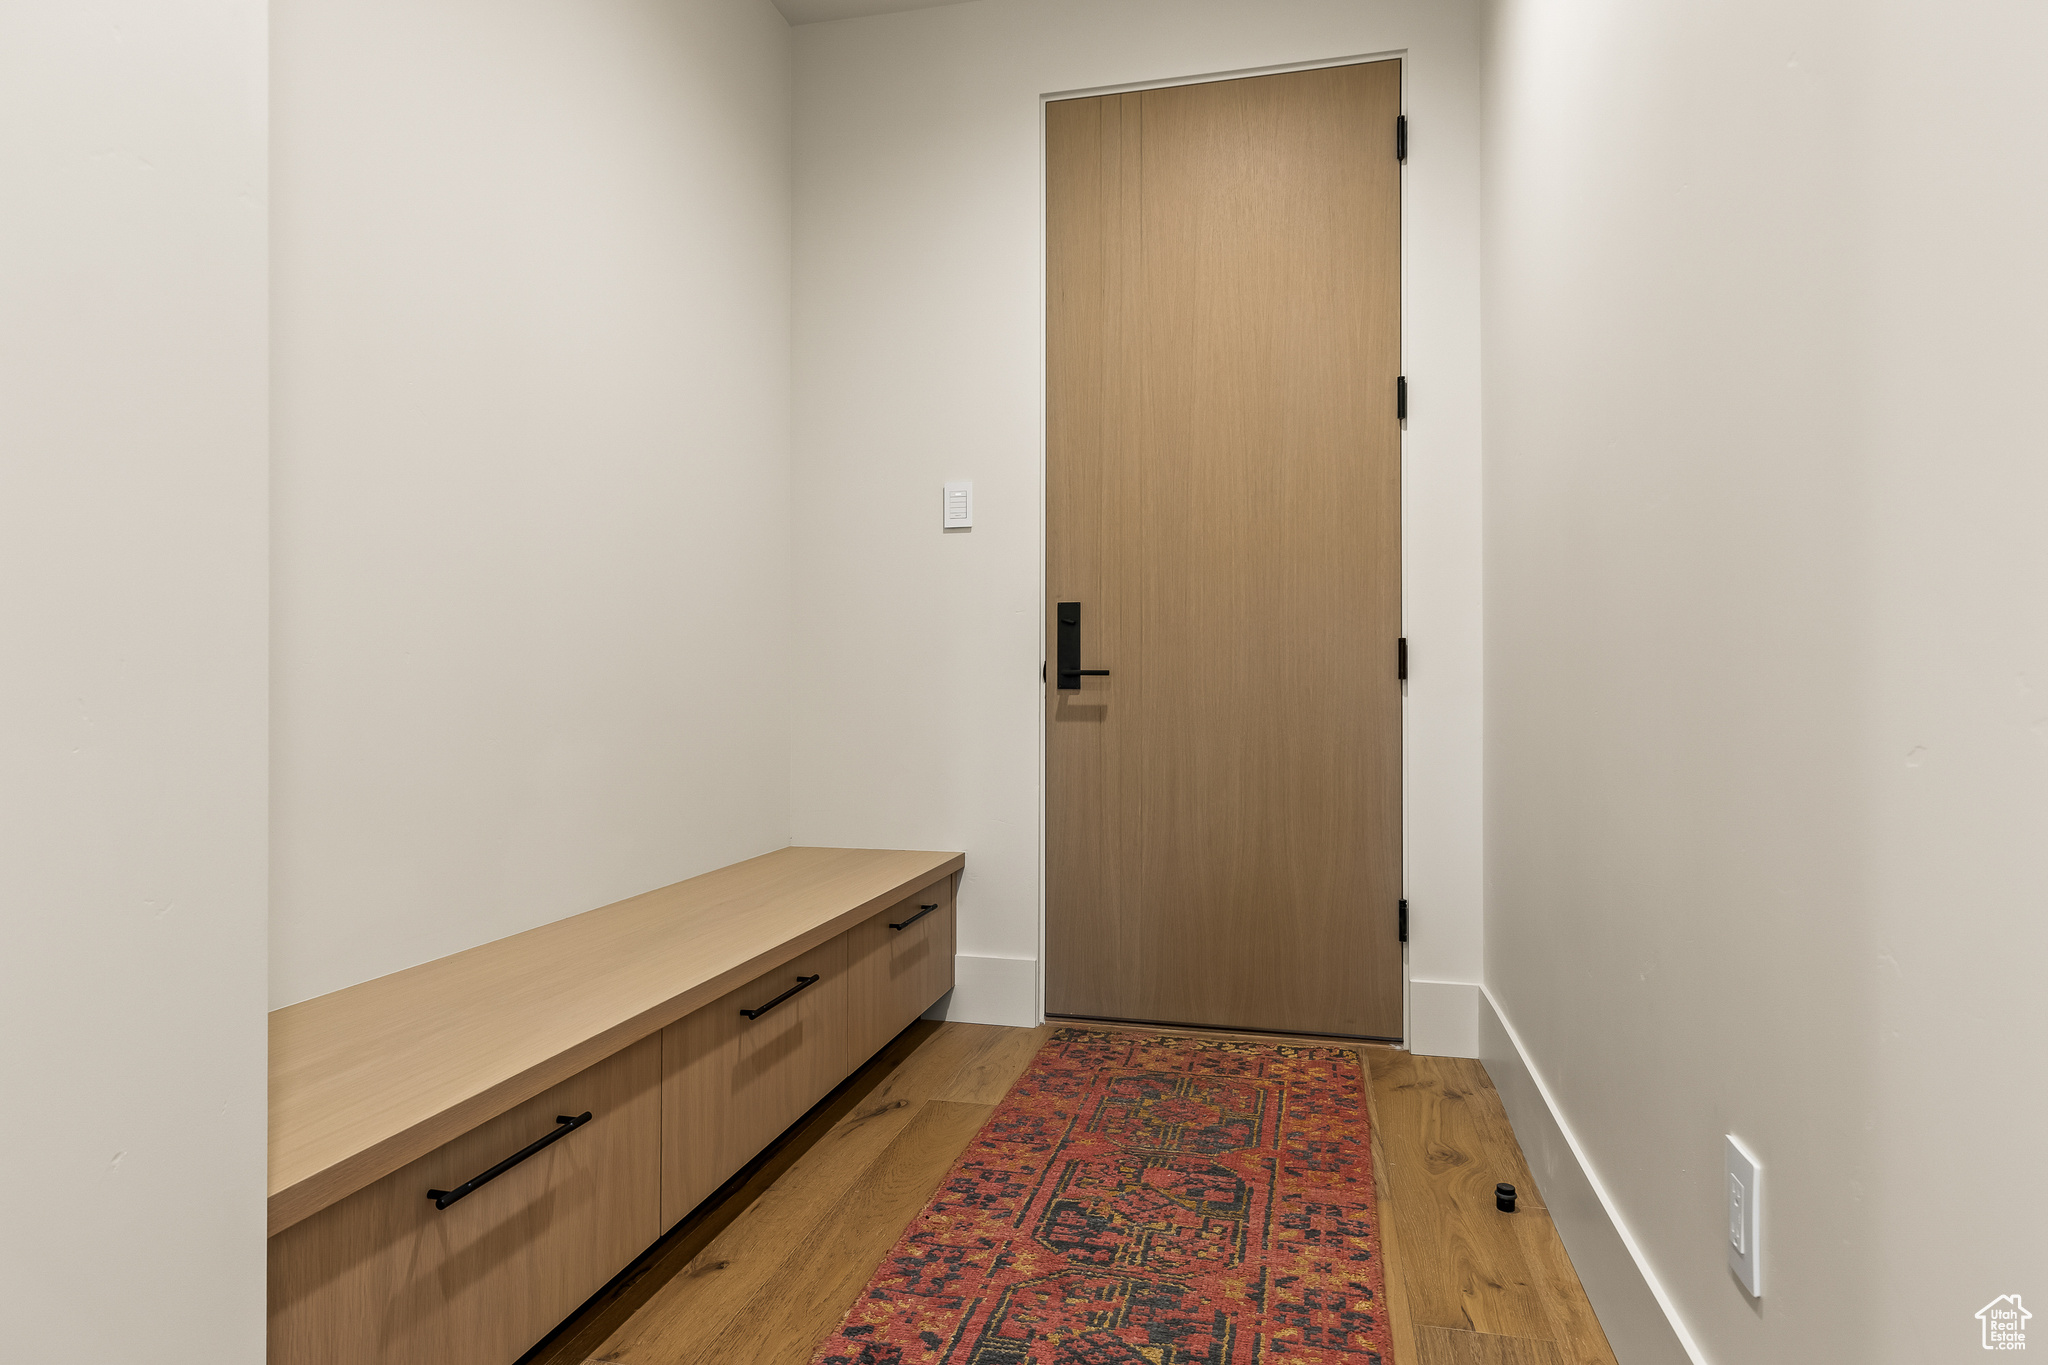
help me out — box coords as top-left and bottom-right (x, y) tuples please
(1034, 51), (1413, 1043)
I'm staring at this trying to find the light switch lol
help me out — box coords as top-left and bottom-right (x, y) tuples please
(943, 481), (973, 528)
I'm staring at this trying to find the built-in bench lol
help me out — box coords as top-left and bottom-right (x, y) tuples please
(268, 845), (963, 1365)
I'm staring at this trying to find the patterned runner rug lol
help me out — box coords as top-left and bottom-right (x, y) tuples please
(810, 1026), (1390, 1365)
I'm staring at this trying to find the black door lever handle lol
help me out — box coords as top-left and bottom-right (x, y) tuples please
(1055, 602), (1109, 690)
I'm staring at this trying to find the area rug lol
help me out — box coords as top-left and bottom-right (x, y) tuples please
(810, 1026), (1390, 1365)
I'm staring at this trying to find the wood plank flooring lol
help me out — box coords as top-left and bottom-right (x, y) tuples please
(1369, 1049), (1619, 1365)
(1415, 1324), (1567, 1365)
(522, 1021), (1616, 1365)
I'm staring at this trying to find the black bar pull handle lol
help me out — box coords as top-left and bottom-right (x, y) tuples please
(739, 973), (821, 1020)
(427, 1111), (592, 1211)
(890, 903), (940, 931)
(1055, 602), (1109, 691)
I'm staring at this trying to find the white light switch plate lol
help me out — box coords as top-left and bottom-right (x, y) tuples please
(943, 481), (973, 528)
(1726, 1135), (1762, 1296)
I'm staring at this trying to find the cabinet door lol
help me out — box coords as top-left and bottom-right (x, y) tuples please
(269, 1034), (661, 1365)
(846, 876), (956, 1067)
(660, 934), (850, 1228)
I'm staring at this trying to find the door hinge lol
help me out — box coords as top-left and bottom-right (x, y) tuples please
(1397, 375), (1408, 422)
(1397, 637), (1408, 681)
(1396, 114), (1408, 163)
(1042, 661), (1047, 683)
(1398, 899), (1409, 943)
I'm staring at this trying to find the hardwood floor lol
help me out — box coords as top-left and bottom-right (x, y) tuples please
(522, 1021), (1617, 1365)
(1370, 1050), (1619, 1365)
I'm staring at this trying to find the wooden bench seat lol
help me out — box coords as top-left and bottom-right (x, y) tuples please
(267, 845), (962, 1365)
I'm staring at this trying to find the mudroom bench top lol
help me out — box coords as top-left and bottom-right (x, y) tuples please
(267, 845), (964, 1235)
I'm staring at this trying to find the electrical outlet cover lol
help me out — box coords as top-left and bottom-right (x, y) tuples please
(1726, 1135), (1762, 1296)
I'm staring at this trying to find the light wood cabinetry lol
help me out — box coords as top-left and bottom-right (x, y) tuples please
(270, 846), (963, 1237)
(269, 1035), (661, 1365)
(659, 935), (851, 1228)
(846, 876), (956, 1067)
(268, 850), (963, 1365)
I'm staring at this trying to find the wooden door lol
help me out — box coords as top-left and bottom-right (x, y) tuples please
(268, 1035), (661, 1365)
(1045, 61), (1403, 1039)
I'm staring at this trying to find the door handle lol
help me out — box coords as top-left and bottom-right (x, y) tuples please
(1055, 602), (1109, 691)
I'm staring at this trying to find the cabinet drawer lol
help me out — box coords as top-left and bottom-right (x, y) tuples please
(268, 1034), (661, 1365)
(660, 934), (849, 1227)
(846, 876), (956, 1066)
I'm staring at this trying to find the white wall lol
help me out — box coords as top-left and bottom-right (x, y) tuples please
(791, 0), (1485, 1033)
(0, 1), (270, 1358)
(271, 0), (796, 1006)
(1483, 1), (2048, 1360)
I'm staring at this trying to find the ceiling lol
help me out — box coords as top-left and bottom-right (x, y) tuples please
(771, 0), (976, 26)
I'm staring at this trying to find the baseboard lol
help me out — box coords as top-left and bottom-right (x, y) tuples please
(1406, 978), (1480, 1058)
(1478, 987), (1706, 1365)
(924, 954), (1038, 1028)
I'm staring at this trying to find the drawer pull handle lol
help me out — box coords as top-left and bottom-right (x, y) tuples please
(427, 1111), (592, 1211)
(889, 903), (940, 931)
(740, 974), (821, 1020)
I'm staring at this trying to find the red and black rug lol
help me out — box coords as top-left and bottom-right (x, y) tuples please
(810, 1026), (1390, 1365)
